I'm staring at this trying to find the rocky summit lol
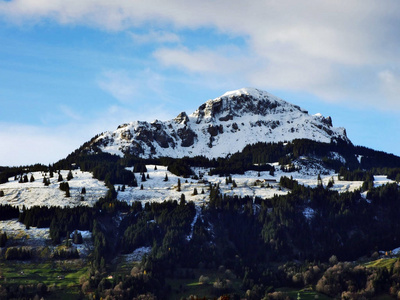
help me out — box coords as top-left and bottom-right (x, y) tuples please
(87, 88), (349, 159)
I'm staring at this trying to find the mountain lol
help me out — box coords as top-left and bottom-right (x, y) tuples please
(86, 88), (349, 159)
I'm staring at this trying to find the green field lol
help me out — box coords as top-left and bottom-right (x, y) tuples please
(276, 287), (332, 300)
(166, 268), (243, 300)
(0, 260), (88, 299)
(364, 257), (398, 270)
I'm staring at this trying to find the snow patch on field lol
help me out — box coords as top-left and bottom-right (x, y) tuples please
(0, 170), (108, 208)
(0, 219), (49, 240)
(122, 247), (152, 262)
(373, 175), (394, 187)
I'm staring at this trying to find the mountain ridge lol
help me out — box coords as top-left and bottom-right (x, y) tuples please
(86, 88), (349, 159)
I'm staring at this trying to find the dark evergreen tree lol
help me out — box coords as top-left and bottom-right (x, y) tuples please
(180, 193), (186, 205)
(141, 173), (146, 182)
(73, 230), (83, 244)
(58, 173), (63, 182)
(0, 231), (7, 247)
(0, 190), (4, 197)
(317, 173), (322, 187)
(164, 174), (168, 182)
(269, 168), (275, 176)
(30, 174), (35, 182)
(67, 170), (73, 181)
(177, 178), (181, 192)
(81, 187), (86, 194)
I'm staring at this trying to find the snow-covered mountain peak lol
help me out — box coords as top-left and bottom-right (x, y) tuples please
(222, 87), (276, 100)
(86, 88), (350, 159)
(190, 87), (308, 124)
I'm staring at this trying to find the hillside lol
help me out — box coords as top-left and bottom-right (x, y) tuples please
(2, 88), (400, 299)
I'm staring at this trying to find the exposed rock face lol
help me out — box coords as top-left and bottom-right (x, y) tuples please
(88, 88), (350, 159)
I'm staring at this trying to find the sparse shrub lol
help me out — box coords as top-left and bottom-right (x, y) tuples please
(199, 275), (209, 284)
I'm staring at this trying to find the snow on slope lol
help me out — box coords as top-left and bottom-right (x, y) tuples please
(0, 170), (108, 208)
(90, 88), (349, 159)
(116, 164), (374, 207)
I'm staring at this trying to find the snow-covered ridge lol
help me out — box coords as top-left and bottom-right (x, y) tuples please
(89, 88), (349, 159)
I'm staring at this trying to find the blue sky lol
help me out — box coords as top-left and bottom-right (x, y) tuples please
(0, 0), (400, 166)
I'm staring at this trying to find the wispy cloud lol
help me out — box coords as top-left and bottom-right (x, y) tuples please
(59, 105), (82, 121)
(97, 70), (138, 104)
(378, 70), (400, 107)
(129, 30), (180, 44)
(0, 102), (175, 166)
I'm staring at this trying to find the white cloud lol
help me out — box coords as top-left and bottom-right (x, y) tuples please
(0, 123), (84, 166)
(129, 30), (180, 44)
(154, 47), (254, 74)
(378, 70), (400, 108)
(1, 0), (400, 108)
(97, 70), (138, 103)
(0, 102), (176, 166)
(59, 105), (82, 121)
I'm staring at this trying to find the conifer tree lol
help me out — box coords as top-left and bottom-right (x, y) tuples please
(58, 173), (63, 182)
(30, 174), (35, 182)
(269, 168), (275, 176)
(180, 193), (186, 205)
(141, 173), (146, 182)
(0, 190), (4, 197)
(0, 231), (7, 247)
(81, 187), (86, 194)
(177, 178), (181, 192)
(67, 170), (73, 181)
(317, 174), (322, 187)
(164, 174), (168, 182)
(131, 173), (138, 187)
(73, 230), (83, 244)
(193, 188), (198, 195)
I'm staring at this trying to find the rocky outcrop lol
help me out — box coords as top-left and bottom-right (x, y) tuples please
(88, 88), (350, 159)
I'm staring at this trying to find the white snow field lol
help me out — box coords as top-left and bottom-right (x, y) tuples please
(0, 169), (108, 208)
(0, 219), (50, 240)
(0, 167), (397, 210)
(116, 165), (394, 206)
(117, 165), (291, 207)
